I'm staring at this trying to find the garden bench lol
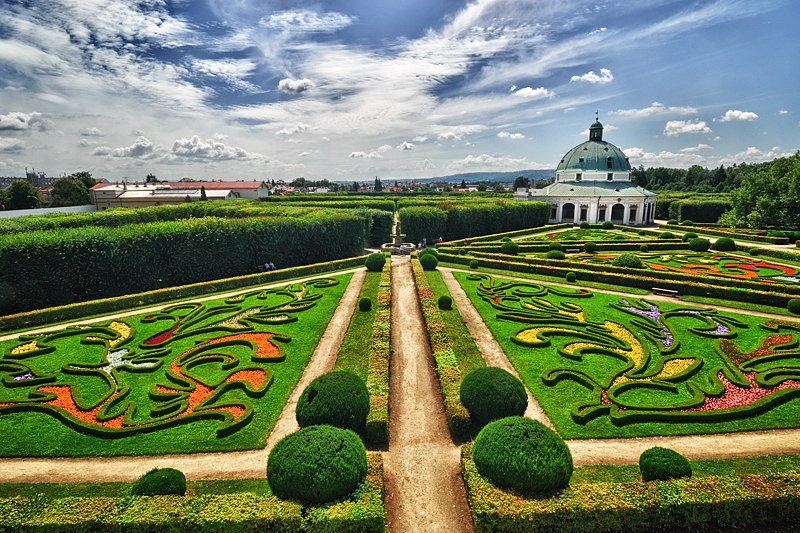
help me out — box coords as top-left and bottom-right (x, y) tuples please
(652, 287), (679, 297)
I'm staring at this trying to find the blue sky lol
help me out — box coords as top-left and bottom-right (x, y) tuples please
(0, 0), (797, 181)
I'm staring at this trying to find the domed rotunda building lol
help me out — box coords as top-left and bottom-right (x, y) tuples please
(514, 119), (656, 225)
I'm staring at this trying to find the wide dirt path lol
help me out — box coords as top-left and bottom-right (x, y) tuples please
(382, 256), (473, 533)
(0, 269), (366, 483)
(441, 266), (800, 465)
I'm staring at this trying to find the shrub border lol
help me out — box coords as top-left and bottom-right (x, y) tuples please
(364, 258), (391, 446)
(659, 224), (790, 244)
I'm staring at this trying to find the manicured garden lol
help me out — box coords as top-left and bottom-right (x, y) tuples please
(451, 271), (800, 438)
(0, 274), (352, 456)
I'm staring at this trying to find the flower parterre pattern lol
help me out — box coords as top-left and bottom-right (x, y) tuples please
(0, 278), (339, 437)
(466, 274), (800, 426)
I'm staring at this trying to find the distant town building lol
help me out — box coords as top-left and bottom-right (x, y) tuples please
(0, 168), (58, 189)
(514, 119), (656, 225)
(90, 180), (269, 210)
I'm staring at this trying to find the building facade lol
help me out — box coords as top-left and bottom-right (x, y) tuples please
(514, 120), (656, 225)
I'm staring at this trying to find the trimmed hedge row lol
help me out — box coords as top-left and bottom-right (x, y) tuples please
(441, 251), (800, 308)
(364, 257), (392, 446)
(669, 199), (732, 223)
(260, 196), (396, 212)
(659, 223), (790, 244)
(399, 201), (550, 243)
(0, 454), (385, 532)
(462, 444), (800, 533)
(457, 241), (687, 255)
(0, 212), (367, 314)
(451, 223), (572, 244)
(411, 257), (473, 440)
(0, 256), (367, 333)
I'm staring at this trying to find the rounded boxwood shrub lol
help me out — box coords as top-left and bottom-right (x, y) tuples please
(438, 295), (453, 310)
(419, 253), (439, 270)
(667, 218), (679, 225)
(548, 242), (563, 251)
(601, 221), (614, 229)
(296, 371), (369, 432)
(583, 241), (597, 253)
(419, 246), (439, 259)
(457, 247), (466, 255)
(688, 237), (711, 252)
(749, 247), (760, 256)
(640, 244), (650, 252)
(714, 237), (736, 251)
(680, 220), (694, 226)
(501, 237), (512, 242)
(682, 231), (698, 242)
(659, 231), (675, 239)
(469, 259), (479, 269)
(788, 299), (800, 316)
(565, 271), (577, 283)
(267, 425), (367, 503)
(364, 253), (386, 272)
(639, 446), (691, 481)
(501, 240), (519, 255)
(131, 467), (186, 496)
(473, 417), (572, 494)
(767, 230), (787, 238)
(546, 250), (566, 260)
(579, 221), (590, 229)
(358, 297), (372, 312)
(460, 367), (527, 425)
(612, 253), (643, 268)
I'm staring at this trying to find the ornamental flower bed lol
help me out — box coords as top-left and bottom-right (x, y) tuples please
(0, 275), (351, 457)
(453, 271), (800, 438)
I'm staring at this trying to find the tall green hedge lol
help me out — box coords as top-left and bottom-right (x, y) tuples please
(0, 213), (366, 314)
(668, 200), (732, 223)
(398, 206), (448, 244)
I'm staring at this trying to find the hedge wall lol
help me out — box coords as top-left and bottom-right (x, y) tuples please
(462, 444), (800, 533)
(0, 454), (385, 532)
(0, 212), (367, 315)
(669, 200), (732, 224)
(398, 206), (448, 244)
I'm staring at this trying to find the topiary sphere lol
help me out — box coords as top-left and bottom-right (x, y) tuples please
(419, 246), (439, 258)
(583, 241), (597, 253)
(667, 219), (679, 225)
(639, 446), (691, 481)
(473, 417), (572, 494)
(460, 367), (527, 426)
(788, 299), (800, 316)
(640, 244), (650, 252)
(546, 250), (566, 260)
(296, 371), (369, 432)
(688, 238), (711, 252)
(579, 221), (590, 229)
(501, 240), (519, 255)
(419, 253), (439, 270)
(131, 467), (186, 496)
(612, 253), (643, 269)
(714, 237), (736, 251)
(749, 247), (760, 256)
(680, 220), (694, 226)
(438, 295), (453, 310)
(548, 242), (563, 251)
(659, 232), (675, 239)
(682, 232), (698, 242)
(601, 221), (614, 229)
(267, 425), (367, 503)
(364, 253), (386, 272)
(458, 248), (467, 255)
(565, 271), (577, 283)
(358, 297), (372, 312)
(469, 259), (479, 269)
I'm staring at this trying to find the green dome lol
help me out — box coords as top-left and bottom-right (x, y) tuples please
(556, 120), (631, 174)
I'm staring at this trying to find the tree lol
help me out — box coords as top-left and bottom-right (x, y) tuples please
(50, 178), (91, 207)
(351, 181), (360, 192)
(374, 177), (383, 192)
(460, 179), (467, 189)
(513, 176), (529, 189)
(200, 186), (208, 201)
(69, 171), (96, 189)
(145, 173), (158, 183)
(6, 180), (42, 210)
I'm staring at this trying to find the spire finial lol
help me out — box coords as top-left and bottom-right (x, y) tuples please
(595, 110), (599, 121)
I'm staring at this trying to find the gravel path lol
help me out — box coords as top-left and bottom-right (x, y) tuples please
(0, 269), (366, 483)
(382, 256), (473, 533)
(440, 265), (800, 465)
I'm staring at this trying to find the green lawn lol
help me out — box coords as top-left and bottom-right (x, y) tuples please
(334, 271), (381, 382)
(0, 273), (352, 457)
(452, 270), (800, 439)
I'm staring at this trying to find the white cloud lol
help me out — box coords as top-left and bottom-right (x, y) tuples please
(0, 112), (51, 132)
(412, 136), (429, 143)
(570, 68), (613, 84)
(92, 145), (112, 156)
(259, 10), (356, 33)
(80, 127), (104, 137)
(168, 136), (261, 161)
(377, 144), (393, 153)
(349, 151), (382, 159)
(612, 102), (697, 118)
(497, 131), (525, 140)
(623, 146), (706, 167)
(680, 144), (713, 153)
(276, 122), (311, 136)
(448, 153), (536, 170)
(298, 151), (312, 157)
(778, 109), (789, 115)
(0, 137), (25, 152)
(278, 78), (314, 94)
(724, 146), (794, 164)
(513, 87), (553, 99)
(664, 120), (711, 136)
(397, 141), (414, 150)
(718, 109), (759, 122)
(99, 136), (157, 159)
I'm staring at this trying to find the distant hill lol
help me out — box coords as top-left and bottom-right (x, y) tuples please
(411, 169), (554, 183)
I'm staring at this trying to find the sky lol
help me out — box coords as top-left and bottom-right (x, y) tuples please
(0, 0), (797, 182)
